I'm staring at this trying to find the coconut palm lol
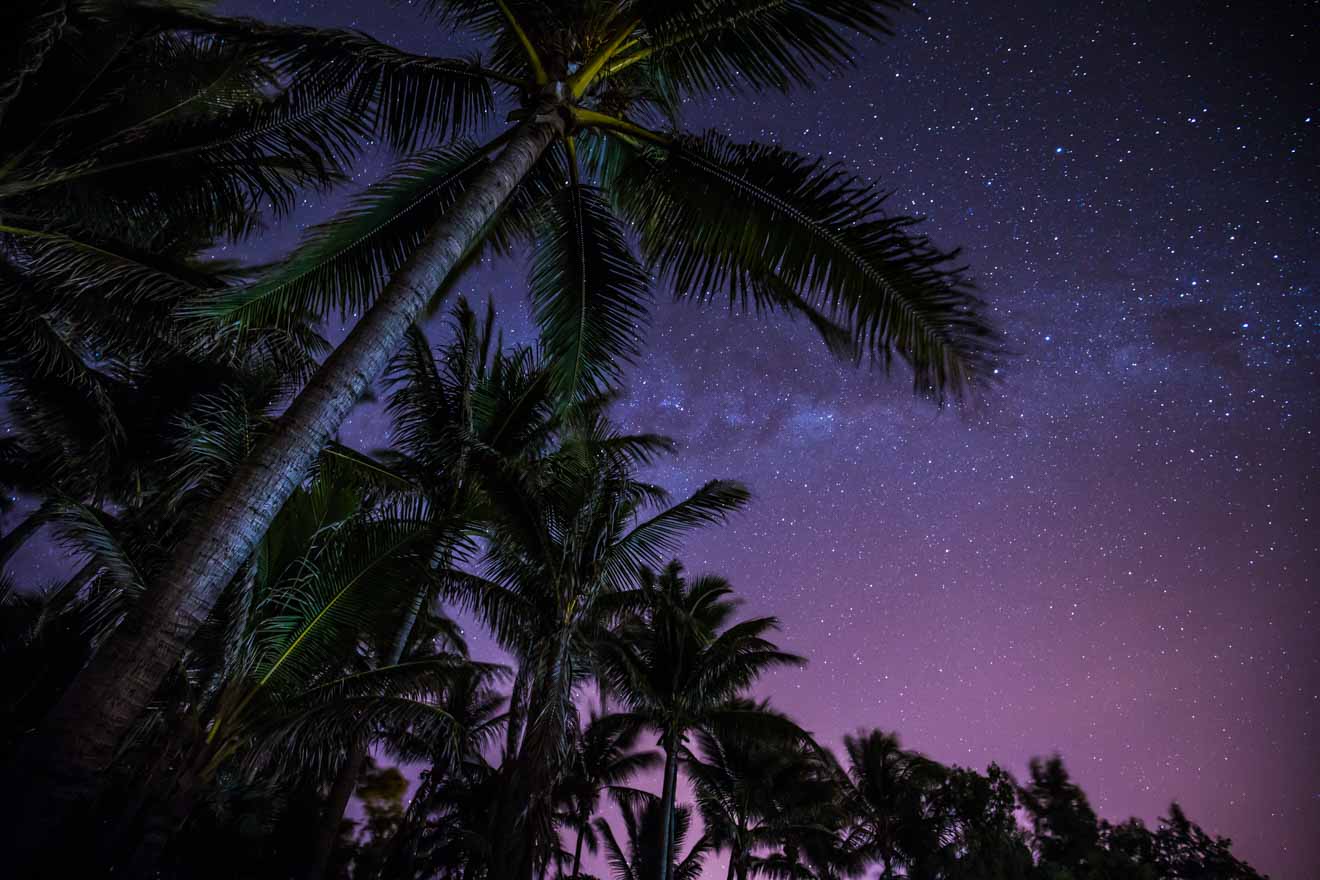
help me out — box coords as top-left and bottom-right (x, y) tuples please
(684, 716), (846, 880)
(595, 792), (712, 880)
(839, 730), (946, 880)
(117, 473), (491, 877)
(597, 563), (805, 880)
(306, 298), (552, 880)
(373, 667), (508, 879)
(557, 712), (663, 880)
(29, 0), (1002, 838)
(458, 427), (750, 880)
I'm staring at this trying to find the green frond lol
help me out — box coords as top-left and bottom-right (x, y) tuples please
(610, 131), (1000, 400)
(250, 513), (437, 696)
(528, 183), (651, 399)
(183, 139), (502, 327)
(607, 479), (750, 575)
(617, 0), (905, 94)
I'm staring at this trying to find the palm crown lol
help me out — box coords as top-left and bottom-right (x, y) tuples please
(193, 0), (998, 401)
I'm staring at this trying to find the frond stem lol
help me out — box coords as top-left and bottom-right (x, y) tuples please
(571, 109), (670, 146)
(494, 0), (548, 84)
(605, 0), (794, 78)
(568, 18), (639, 97)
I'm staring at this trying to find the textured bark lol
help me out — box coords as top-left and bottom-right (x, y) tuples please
(0, 112), (566, 871)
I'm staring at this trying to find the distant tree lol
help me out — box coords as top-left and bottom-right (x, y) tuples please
(916, 763), (1034, 880)
(839, 730), (944, 879)
(1018, 756), (1267, 880)
(1018, 756), (1105, 875)
(594, 793), (711, 880)
(556, 712), (662, 880)
(597, 564), (804, 880)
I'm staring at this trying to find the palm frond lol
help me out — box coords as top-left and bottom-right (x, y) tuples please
(116, 6), (502, 151)
(183, 140), (499, 327)
(607, 480), (750, 574)
(619, 0), (905, 94)
(611, 131), (1000, 400)
(528, 183), (650, 399)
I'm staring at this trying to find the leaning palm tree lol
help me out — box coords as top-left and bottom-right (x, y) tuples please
(25, 0), (1001, 839)
(597, 563), (805, 880)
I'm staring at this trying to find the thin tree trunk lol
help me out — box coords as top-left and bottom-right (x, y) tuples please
(305, 744), (369, 880)
(658, 730), (681, 880)
(570, 809), (588, 880)
(305, 586), (429, 880)
(0, 111), (566, 872)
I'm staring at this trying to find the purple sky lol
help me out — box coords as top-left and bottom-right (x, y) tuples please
(8, 1), (1316, 876)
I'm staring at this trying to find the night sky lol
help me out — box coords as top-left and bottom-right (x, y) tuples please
(9, 0), (1318, 876)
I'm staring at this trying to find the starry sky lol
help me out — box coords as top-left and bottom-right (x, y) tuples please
(9, 0), (1318, 876)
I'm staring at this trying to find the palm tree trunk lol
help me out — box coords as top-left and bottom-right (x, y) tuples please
(306, 585), (430, 880)
(0, 110), (567, 871)
(570, 809), (588, 880)
(305, 745), (369, 880)
(658, 729), (681, 880)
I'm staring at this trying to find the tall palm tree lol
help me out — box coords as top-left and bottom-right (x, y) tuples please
(306, 299), (549, 880)
(598, 563), (805, 880)
(461, 424), (750, 880)
(557, 712), (662, 880)
(27, 0), (1001, 837)
(595, 792), (711, 880)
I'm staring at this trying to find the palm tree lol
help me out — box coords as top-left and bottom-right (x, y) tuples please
(306, 299), (547, 880)
(839, 729), (945, 880)
(28, 0), (1001, 837)
(117, 473), (490, 877)
(684, 717), (845, 880)
(595, 792), (711, 880)
(557, 712), (662, 880)
(598, 563), (805, 880)
(460, 425), (750, 880)
(373, 667), (508, 879)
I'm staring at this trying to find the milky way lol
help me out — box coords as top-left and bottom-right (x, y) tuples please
(9, 1), (1317, 876)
